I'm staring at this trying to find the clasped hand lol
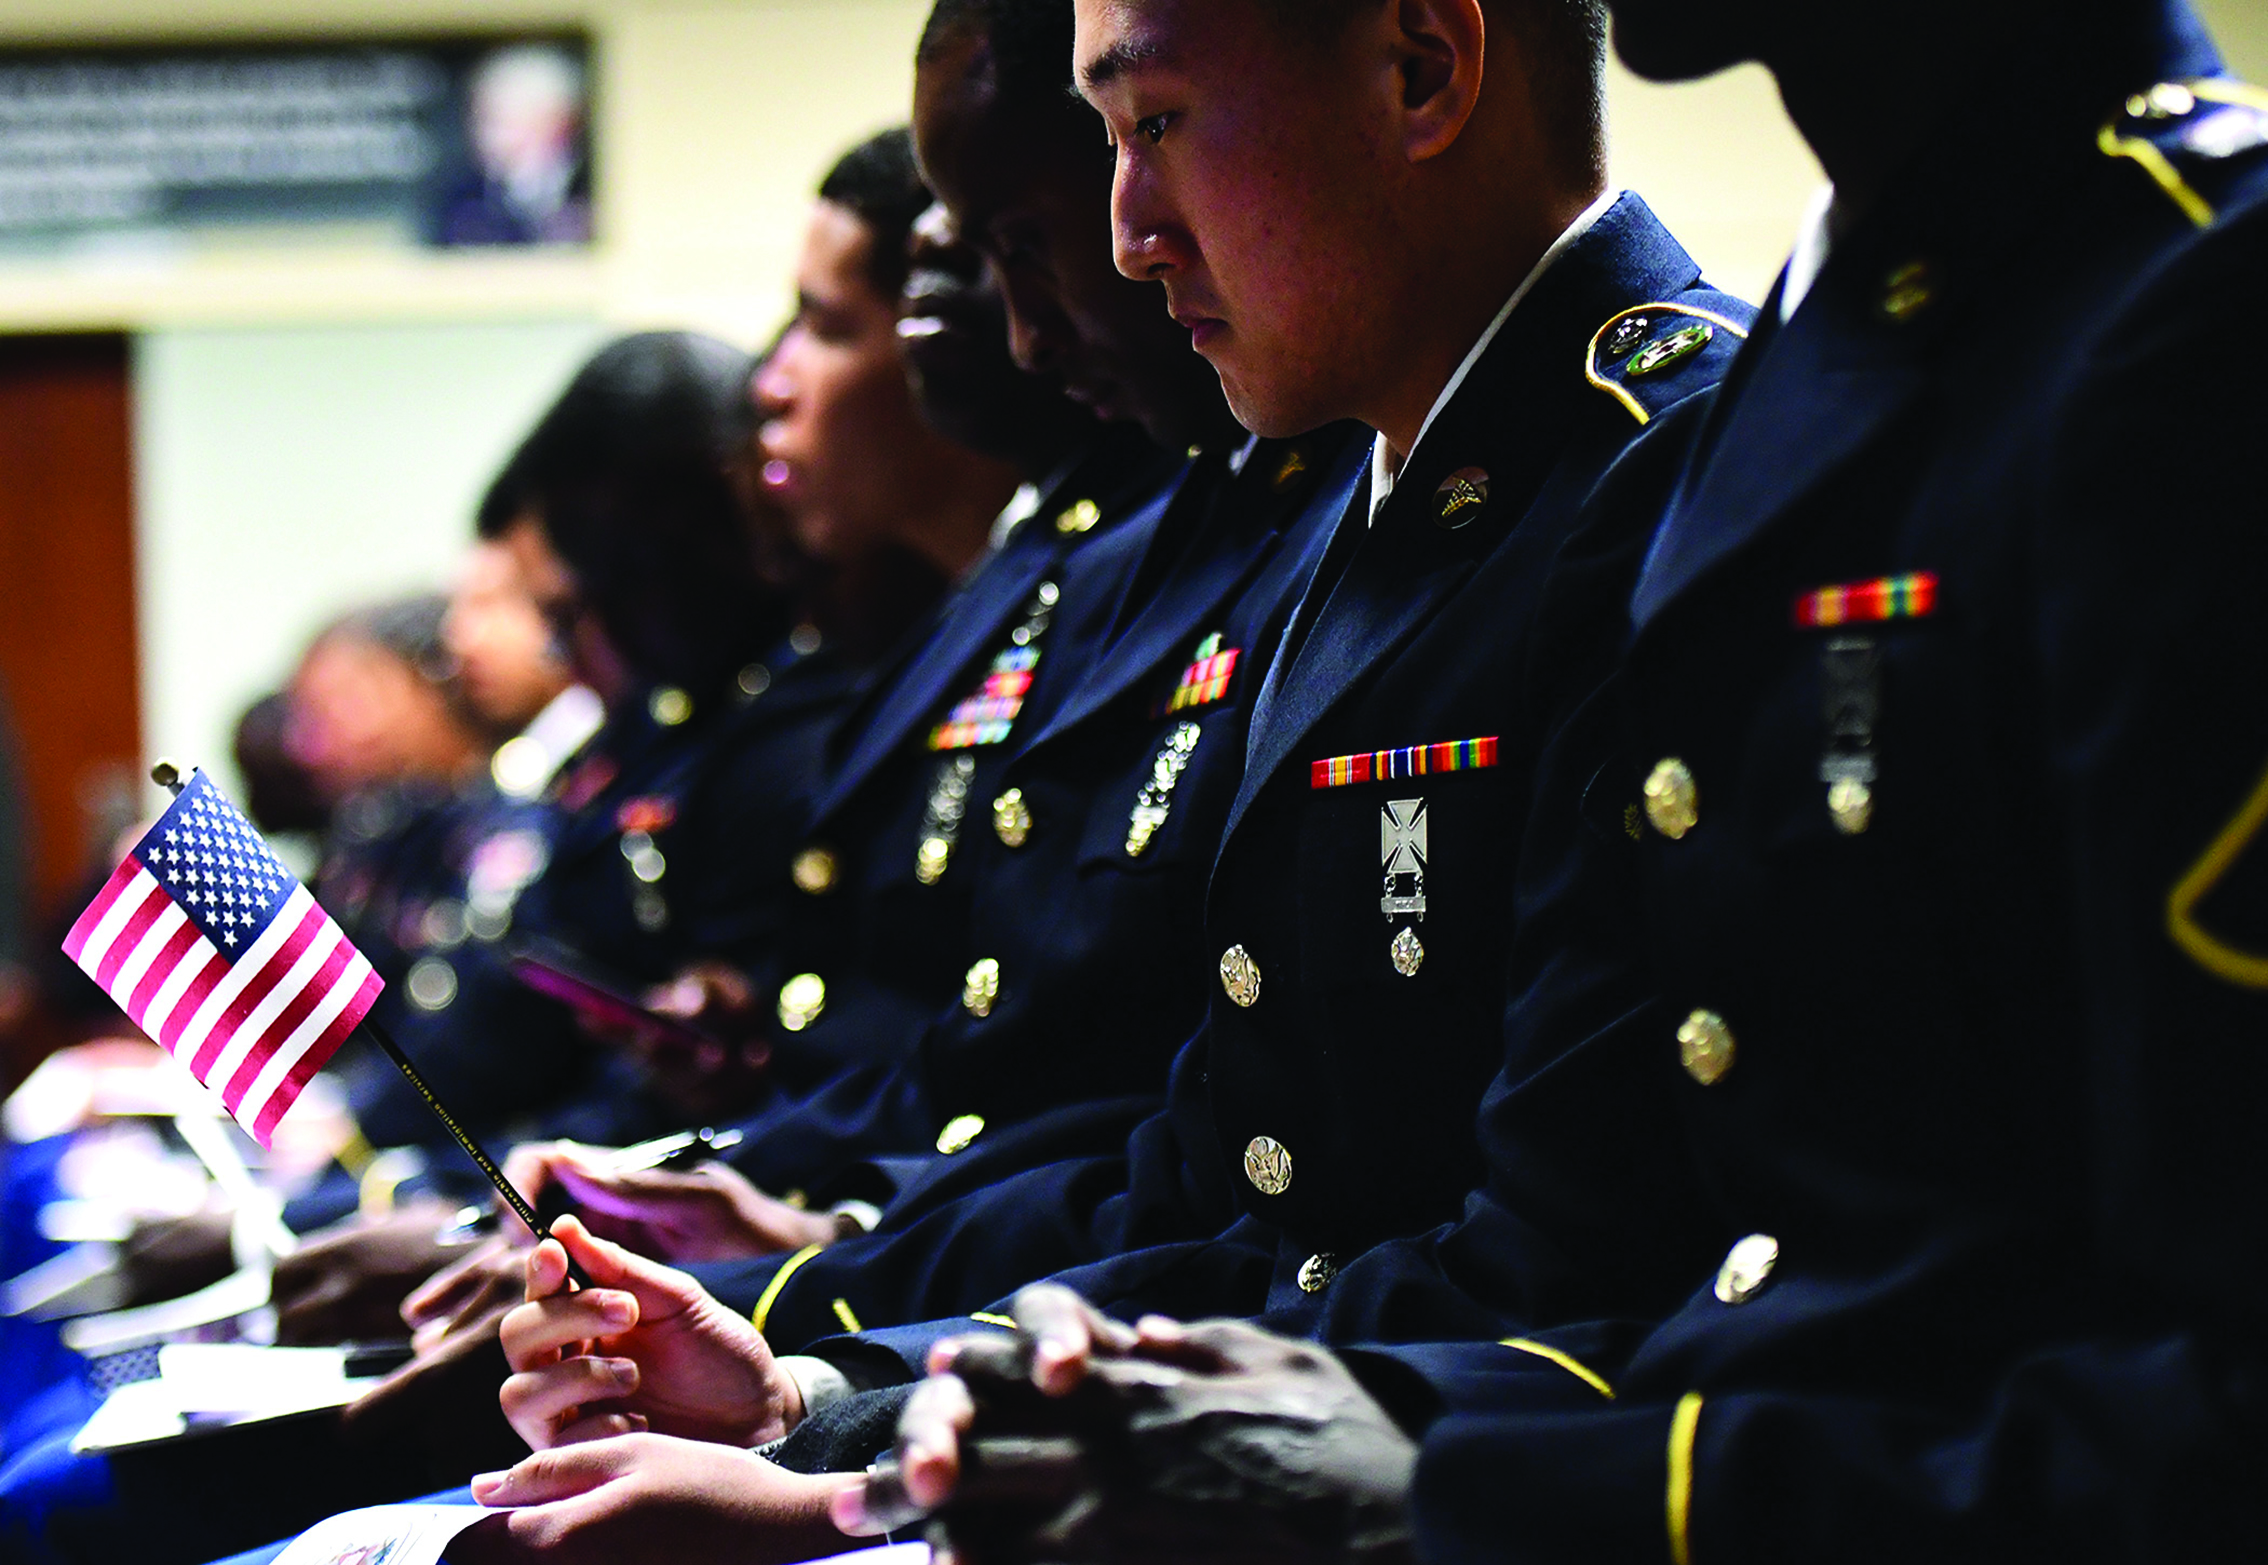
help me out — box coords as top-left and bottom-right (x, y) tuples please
(837, 1283), (1420, 1565)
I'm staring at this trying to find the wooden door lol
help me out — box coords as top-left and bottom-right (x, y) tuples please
(0, 333), (140, 1078)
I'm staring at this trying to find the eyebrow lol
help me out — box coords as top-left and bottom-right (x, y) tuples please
(1078, 33), (1174, 91)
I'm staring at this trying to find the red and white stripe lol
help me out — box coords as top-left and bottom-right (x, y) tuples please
(64, 855), (381, 1144)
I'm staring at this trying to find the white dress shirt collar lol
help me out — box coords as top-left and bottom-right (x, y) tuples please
(1369, 187), (1623, 526)
(1779, 184), (1846, 325)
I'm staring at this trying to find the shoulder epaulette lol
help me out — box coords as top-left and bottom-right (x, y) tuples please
(2099, 78), (2268, 229)
(1584, 297), (1752, 426)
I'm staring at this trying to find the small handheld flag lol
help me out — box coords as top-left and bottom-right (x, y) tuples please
(65, 763), (580, 1273)
(64, 766), (380, 1145)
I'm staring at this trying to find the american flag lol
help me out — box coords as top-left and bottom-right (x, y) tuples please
(63, 769), (382, 1144)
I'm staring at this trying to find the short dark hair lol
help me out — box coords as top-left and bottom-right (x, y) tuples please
(817, 127), (932, 299)
(502, 332), (783, 700)
(1274, 0), (1607, 185)
(233, 691), (329, 836)
(312, 593), (482, 733)
(344, 594), (453, 680)
(474, 455), (530, 540)
(924, 0), (1605, 186)
(1493, 0), (1609, 186)
(918, 0), (1076, 105)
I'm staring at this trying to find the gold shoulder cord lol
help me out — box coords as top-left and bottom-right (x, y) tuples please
(2168, 761), (2268, 988)
(1666, 1391), (1705, 1565)
(1497, 1337), (1617, 1400)
(2194, 79), (2268, 114)
(1583, 304), (1753, 426)
(2097, 78), (2268, 231)
(2100, 78), (2268, 983)
(2097, 120), (2218, 228)
(750, 1242), (826, 1333)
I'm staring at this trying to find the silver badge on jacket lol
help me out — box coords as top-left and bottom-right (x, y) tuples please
(1381, 798), (1427, 977)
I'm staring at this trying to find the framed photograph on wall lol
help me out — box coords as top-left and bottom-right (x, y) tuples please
(0, 35), (596, 256)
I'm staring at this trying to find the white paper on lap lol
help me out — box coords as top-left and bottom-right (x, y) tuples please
(272, 1509), (934, 1565)
(807, 1546), (931, 1565)
(272, 1504), (495, 1565)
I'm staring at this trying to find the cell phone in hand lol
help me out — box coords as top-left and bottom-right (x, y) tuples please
(505, 937), (724, 1053)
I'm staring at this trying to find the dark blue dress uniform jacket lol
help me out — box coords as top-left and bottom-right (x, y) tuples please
(371, 643), (861, 1167)
(692, 431), (1366, 1223)
(689, 429), (1369, 1329)
(744, 193), (1755, 1364)
(319, 774), (590, 1151)
(1329, 15), (2268, 1563)
(712, 434), (1190, 1173)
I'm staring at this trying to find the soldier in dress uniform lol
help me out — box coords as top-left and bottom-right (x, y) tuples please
(507, 0), (1365, 1292)
(644, 0), (1747, 1356)
(249, 331), (798, 1327)
(828, 2), (2268, 1562)
(461, 0), (1754, 1548)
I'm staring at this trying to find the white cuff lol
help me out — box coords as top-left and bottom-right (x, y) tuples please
(778, 1353), (856, 1419)
(829, 1200), (882, 1234)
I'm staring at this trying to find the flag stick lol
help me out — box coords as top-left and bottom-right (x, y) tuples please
(355, 1013), (586, 1281)
(151, 761), (588, 1285)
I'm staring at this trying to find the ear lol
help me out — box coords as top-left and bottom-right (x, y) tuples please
(1390, 0), (1486, 164)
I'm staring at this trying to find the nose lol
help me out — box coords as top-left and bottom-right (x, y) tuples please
(1110, 152), (1185, 283)
(995, 269), (1064, 378)
(752, 337), (798, 419)
(909, 201), (964, 271)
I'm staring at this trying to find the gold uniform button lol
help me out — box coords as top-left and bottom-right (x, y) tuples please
(1714, 1234), (1780, 1305)
(1219, 945), (1262, 1008)
(778, 973), (827, 1033)
(963, 958), (1002, 1018)
(406, 956), (458, 1013)
(992, 789), (1032, 848)
(648, 686), (694, 727)
(1056, 498), (1101, 535)
(791, 847), (838, 895)
(1643, 757), (1700, 839)
(1827, 777), (1874, 836)
(1677, 1009), (1737, 1086)
(1297, 1253), (1338, 1294)
(915, 838), (951, 886)
(936, 1114), (986, 1155)
(1244, 1136), (1293, 1197)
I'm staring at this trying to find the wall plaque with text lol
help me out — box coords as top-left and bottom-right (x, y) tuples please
(0, 36), (594, 255)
